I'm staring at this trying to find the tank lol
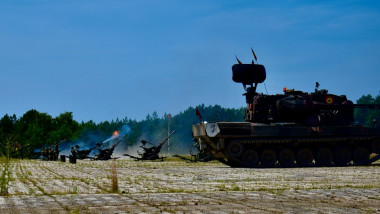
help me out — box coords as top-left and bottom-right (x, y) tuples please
(192, 63), (380, 167)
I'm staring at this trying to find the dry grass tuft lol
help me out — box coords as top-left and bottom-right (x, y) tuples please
(111, 159), (118, 193)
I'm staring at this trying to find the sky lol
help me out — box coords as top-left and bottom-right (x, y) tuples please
(1, 0), (380, 123)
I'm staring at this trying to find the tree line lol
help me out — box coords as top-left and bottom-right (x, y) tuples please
(354, 94), (380, 126)
(0, 104), (245, 158)
(1, 93), (379, 159)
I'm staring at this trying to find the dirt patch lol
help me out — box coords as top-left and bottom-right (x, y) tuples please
(0, 158), (379, 213)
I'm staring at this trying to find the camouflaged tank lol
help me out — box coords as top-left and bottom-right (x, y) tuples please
(192, 63), (380, 167)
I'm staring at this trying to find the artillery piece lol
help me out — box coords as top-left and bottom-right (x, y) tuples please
(91, 135), (126, 160)
(192, 59), (380, 168)
(73, 145), (97, 160)
(124, 130), (175, 161)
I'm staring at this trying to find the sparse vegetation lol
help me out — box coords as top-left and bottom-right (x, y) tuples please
(0, 157), (9, 196)
(111, 159), (119, 193)
(0, 157), (378, 213)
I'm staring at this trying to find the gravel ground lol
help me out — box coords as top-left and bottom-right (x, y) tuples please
(0, 158), (379, 213)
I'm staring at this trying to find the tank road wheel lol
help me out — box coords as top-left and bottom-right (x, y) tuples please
(297, 148), (313, 167)
(226, 141), (243, 158)
(278, 149), (295, 167)
(353, 147), (370, 165)
(242, 150), (259, 168)
(316, 148), (333, 166)
(260, 149), (277, 167)
(334, 147), (352, 166)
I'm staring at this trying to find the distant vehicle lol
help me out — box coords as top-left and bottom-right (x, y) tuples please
(124, 131), (175, 161)
(91, 135), (126, 160)
(74, 145), (97, 160)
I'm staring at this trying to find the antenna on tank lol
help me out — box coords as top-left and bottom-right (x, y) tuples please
(263, 82), (268, 94)
(251, 47), (258, 64)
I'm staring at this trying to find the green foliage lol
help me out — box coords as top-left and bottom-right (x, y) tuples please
(0, 105), (245, 158)
(354, 93), (380, 127)
(15, 109), (54, 151)
(0, 114), (17, 156)
(0, 110), (81, 158)
(50, 112), (80, 142)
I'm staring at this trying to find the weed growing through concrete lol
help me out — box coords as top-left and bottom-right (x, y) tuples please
(111, 159), (119, 193)
(0, 156), (9, 196)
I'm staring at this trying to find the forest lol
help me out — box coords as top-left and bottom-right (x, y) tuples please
(0, 93), (379, 159)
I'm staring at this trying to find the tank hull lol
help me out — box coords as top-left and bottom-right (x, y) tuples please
(192, 122), (380, 167)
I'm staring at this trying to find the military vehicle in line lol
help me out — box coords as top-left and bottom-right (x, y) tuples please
(91, 135), (126, 160)
(124, 131), (175, 161)
(74, 145), (97, 160)
(192, 60), (380, 168)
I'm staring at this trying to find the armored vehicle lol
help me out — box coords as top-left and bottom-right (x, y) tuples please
(192, 62), (380, 167)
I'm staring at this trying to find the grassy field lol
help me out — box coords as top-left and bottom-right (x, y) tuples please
(0, 157), (379, 213)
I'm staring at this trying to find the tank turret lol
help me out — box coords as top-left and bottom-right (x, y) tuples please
(232, 64), (379, 126)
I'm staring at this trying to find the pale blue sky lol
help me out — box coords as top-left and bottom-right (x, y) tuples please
(1, 0), (379, 122)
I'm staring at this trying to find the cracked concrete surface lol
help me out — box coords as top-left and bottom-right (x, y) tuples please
(0, 158), (379, 213)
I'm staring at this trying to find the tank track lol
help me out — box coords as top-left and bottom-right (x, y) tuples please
(219, 136), (380, 168)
